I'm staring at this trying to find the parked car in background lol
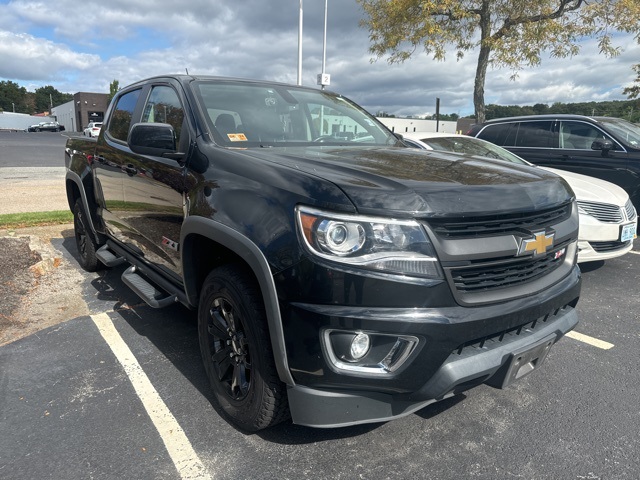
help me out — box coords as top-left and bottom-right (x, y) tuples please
(466, 114), (640, 210)
(27, 121), (64, 132)
(403, 132), (638, 263)
(83, 122), (102, 138)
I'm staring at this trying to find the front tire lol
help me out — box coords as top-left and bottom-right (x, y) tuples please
(198, 265), (289, 431)
(73, 199), (103, 272)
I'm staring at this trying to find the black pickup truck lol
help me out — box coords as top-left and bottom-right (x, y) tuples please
(65, 75), (581, 431)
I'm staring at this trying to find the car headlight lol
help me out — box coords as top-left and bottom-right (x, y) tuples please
(296, 206), (442, 278)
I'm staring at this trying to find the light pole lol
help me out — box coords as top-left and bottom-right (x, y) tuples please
(12, 102), (15, 113)
(297, 0), (303, 85)
(316, 0), (330, 90)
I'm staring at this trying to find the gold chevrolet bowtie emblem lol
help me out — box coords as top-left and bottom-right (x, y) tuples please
(518, 231), (555, 256)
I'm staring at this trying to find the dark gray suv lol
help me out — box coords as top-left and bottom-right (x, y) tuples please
(467, 114), (640, 209)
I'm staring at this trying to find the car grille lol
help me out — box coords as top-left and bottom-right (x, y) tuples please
(590, 240), (632, 253)
(449, 241), (570, 293)
(625, 199), (637, 221)
(427, 203), (571, 238)
(577, 201), (623, 223)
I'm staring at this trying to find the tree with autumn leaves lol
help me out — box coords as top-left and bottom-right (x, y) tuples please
(357, 0), (640, 123)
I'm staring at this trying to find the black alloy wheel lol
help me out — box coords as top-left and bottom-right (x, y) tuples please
(198, 265), (289, 431)
(208, 295), (252, 401)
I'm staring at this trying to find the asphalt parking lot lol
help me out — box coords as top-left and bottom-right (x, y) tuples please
(2, 237), (640, 479)
(1, 132), (640, 479)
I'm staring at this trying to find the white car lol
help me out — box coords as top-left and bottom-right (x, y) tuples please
(83, 122), (102, 138)
(402, 132), (638, 263)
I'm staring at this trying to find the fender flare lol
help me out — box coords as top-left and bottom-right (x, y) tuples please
(180, 216), (295, 386)
(65, 170), (102, 244)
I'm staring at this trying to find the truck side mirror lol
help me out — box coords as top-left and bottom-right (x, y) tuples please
(128, 123), (177, 156)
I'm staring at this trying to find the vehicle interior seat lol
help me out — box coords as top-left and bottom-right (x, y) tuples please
(561, 126), (576, 149)
(244, 108), (285, 142)
(564, 124), (597, 149)
(573, 128), (596, 149)
(214, 113), (237, 138)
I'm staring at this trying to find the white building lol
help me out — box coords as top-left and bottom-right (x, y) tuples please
(376, 117), (459, 135)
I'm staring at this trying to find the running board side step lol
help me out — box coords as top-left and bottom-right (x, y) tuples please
(96, 244), (126, 267)
(97, 240), (190, 309)
(121, 266), (178, 308)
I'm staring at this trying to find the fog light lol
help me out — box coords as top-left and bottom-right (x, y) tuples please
(324, 329), (420, 376)
(350, 333), (370, 360)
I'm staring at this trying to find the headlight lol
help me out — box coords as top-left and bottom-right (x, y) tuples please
(296, 206), (442, 278)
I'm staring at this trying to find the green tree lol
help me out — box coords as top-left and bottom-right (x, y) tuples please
(358, 0), (640, 123)
(34, 85), (72, 112)
(623, 64), (640, 100)
(428, 113), (459, 121)
(0, 80), (29, 113)
(108, 79), (120, 105)
(532, 103), (550, 115)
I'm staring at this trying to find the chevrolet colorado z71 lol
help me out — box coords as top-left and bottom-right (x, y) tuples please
(65, 75), (581, 431)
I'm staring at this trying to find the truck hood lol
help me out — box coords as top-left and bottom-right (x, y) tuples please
(242, 146), (573, 216)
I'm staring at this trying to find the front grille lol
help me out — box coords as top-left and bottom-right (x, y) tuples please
(625, 199), (637, 221)
(450, 242), (569, 293)
(590, 240), (632, 253)
(427, 202), (571, 238)
(577, 201), (623, 223)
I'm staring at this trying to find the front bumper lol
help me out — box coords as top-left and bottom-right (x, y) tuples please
(280, 262), (581, 428)
(287, 304), (578, 428)
(577, 216), (636, 263)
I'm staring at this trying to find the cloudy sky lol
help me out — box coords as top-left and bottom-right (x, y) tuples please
(0, 0), (638, 117)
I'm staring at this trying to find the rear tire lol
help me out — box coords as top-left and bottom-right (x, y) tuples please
(73, 199), (103, 272)
(198, 265), (289, 431)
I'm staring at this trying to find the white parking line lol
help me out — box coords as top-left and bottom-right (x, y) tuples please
(628, 250), (640, 255)
(91, 313), (212, 480)
(565, 330), (614, 350)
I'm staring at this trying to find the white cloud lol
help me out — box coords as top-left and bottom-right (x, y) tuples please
(0, 31), (100, 81)
(0, 1), (638, 116)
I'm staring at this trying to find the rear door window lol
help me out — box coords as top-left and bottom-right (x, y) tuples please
(513, 121), (555, 148)
(476, 123), (514, 146)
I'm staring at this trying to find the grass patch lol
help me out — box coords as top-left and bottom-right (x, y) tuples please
(0, 210), (73, 229)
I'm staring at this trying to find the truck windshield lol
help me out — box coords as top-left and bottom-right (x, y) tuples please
(597, 117), (640, 148)
(192, 80), (400, 148)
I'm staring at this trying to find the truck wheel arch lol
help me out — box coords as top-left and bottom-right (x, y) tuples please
(180, 216), (295, 387)
(65, 171), (103, 245)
